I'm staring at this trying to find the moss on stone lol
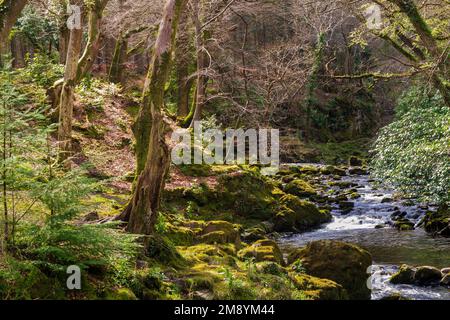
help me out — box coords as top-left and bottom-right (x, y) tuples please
(419, 205), (450, 236)
(105, 288), (138, 300)
(390, 264), (415, 284)
(274, 194), (331, 232)
(238, 239), (284, 265)
(288, 240), (372, 300)
(284, 179), (317, 198)
(290, 273), (348, 300)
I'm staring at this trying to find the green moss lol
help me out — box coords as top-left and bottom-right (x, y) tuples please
(274, 194), (331, 232)
(290, 273), (348, 300)
(164, 223), (196, 246)
(237, 239), (284, 265)
(320, 165), (347, 176)
(390, 264), (415, 284)
(255, 262), (286, 276)
(0, 257), (65, 300)
(178, 164), (212, 177)
(394, 218), (415, 231)
(178, 244), (237, 267)
(297, 165), (320, 175)
(288, 240), (372, 300)
(419, 205), (450, 236)
(284, 179), (317, 198)
(105, 288), (137, 300)
(143, 235), (186, 268)
(215, 170), (277, 221)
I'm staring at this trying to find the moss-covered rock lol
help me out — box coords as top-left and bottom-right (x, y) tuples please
(414, 266), (442, 285)
(320, 165), (346, 176)
(143, 235), (185, 267)
(165, 223), (196, 246)
(393, 218), (415, 231)
(178, 164), (212, 177)
(274, 195), (331, 232)
(105, 288), (138, 300)
(290, 274), (348, 300)
(216, 171), (277, 220)
(284, 179), (317, 198)
(178, 244), (237, 267)
(419, 205), (450, 237)
(348, 167), (368, 175)
(289, 240), (372, 300)
(255, 262), (286, 276)
(390, 264), (415, 284)
(297, 165), (320, 175)
(238, 239), (284, 265)
(241, 226), (267, 242)
(348, 156), (363, 166)
(199, 221), (241, 247)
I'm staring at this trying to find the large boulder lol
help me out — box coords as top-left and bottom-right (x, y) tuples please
(284, 179), (317, 198)
(291, 274), (348, 300)
(199, 221), (241, 247)
(274, 194), (331, 232)
(414, 266), (442, 285)
(389, 265), (416, 284)
(289, 240), (372, 300)
(238, 239), (284, 265)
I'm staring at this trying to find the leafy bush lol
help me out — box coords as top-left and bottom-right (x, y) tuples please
(371, 85), (450, 204)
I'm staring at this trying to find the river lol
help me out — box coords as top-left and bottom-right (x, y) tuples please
(278, 169), (450, 300)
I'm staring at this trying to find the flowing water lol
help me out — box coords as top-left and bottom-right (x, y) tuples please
(278, 170), (450, 300)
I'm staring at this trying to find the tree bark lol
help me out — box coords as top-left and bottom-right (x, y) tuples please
(175, 10), (192, 118)
(76, 0), (109, 82)
(120, 0), (187, 234)
(189, 0), (208, 128)
(108, 26), (147, 84)
(57, 10), (83, 164)
(0, 0), (29, 60)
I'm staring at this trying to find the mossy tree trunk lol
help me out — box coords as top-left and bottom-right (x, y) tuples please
(57, 4), (83, 164)
(304, 32), (325, 142)
(189, 0), (209, 128)
(108, 26), (148, 84)
(0, 0), (28, 62)
(175, 11), (192, 118)
(119, 0), (187, 234)
(76, 0), (109, 82)
(57, 0), (109, 163)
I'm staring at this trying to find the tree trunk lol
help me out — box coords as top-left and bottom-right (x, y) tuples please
(57, 1), (109, 163)
(0, 0), (29, 61)
(109, 25), (148, 84)
(57, 15), (83, 164)
(76, 0), (109, 82)
(175, 11), (191, 118)
(59, 25), (70, 65)
(189, 0), (208, 127)
(108, 33), (127, 83)
(120, 0), (187, 234)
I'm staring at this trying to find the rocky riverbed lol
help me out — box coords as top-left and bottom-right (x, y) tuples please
(278, 164), (450, 300)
